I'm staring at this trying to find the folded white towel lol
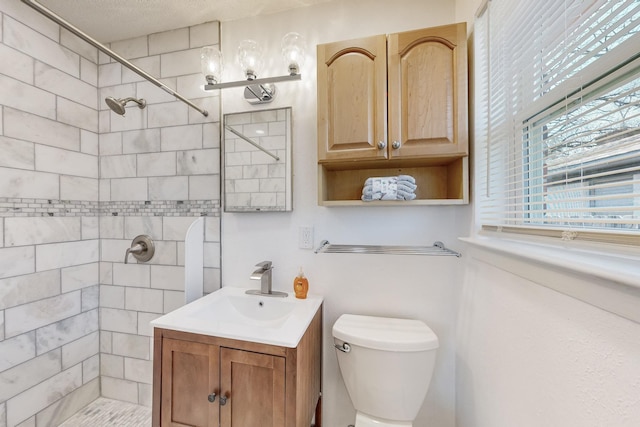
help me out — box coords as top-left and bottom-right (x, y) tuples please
(361, 175), (418, 201)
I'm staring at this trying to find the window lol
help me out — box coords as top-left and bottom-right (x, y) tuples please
(475, 0), (640, 241)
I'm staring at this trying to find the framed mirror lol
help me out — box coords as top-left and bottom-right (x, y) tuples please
(223, 107), (292, 212)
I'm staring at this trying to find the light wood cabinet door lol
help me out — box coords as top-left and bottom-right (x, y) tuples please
(387, 23), (468, 158)
(317, 35), (387, 162)
(219, 347), (286, 427)
(161, 339), (219, 427)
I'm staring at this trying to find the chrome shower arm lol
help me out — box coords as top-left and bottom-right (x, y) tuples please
(20, 0), (209, 117)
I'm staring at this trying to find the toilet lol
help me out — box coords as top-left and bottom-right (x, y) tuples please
(332, 314), (439, 427)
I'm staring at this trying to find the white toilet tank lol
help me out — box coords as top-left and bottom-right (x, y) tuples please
(333, 314), (439, 424)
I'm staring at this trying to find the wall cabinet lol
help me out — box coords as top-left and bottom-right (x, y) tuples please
(317, 22), (468, 205)
(152, 309), (322, 427)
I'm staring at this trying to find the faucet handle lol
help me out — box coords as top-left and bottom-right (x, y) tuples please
(255, 261), (272, 271)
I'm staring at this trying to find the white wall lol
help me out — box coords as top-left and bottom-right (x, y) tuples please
(220, 1), (468, 426)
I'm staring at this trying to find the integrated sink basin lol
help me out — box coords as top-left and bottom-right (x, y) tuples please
(150, 286), (323, 348)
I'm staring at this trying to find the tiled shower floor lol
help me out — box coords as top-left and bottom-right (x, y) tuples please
(58, 398), (151, 427)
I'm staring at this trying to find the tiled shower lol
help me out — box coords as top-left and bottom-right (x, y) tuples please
(0, 2), (222, 426)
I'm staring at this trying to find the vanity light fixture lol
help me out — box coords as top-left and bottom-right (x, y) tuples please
(202, 32), (305, 104)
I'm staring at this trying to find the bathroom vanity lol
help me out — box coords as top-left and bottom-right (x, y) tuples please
(150, 287), (323, 427)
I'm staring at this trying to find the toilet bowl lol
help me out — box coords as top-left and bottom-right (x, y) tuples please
(333, 314), (439, 427)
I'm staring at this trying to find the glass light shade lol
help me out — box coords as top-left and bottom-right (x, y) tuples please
(237, 40), (263, 80)
(201, 46), (223, 84)
(281, 32), (305, 75)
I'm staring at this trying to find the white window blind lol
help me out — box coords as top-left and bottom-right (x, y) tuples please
(475, 0), (640, 239)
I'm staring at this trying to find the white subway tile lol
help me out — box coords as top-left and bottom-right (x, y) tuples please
(100, 285), (125, 309)
(0, 1), (59, 42)
(99, 262), (113, 285)
(0, 246), (35, 280)
(60, 28), (98, 63)
(148, 102), (189, 128)
(98, 50), (111, 65)
(124, 357), (153, 384)
(122, 128), (160, 154)
(99, 132), (123, 155)
(139, 383), (153, 407)
(160, 48), (200, 78)
(124, 216), (163, 240)
(0, 44), (33, 84)
(146, 241), (177, 265)
(203, 268), (221, 294)
(188, 96), (219, 124)
(5, 216), (81, 246)
(163, 290), (184, 314)
(0, 333), (36, 372)
(80, 130), (99, 155)
(61, 331), (98, 370)
(149, 28), (189, 55)
(35, 62), (97, 109)
(161, 124), (203, 151)
(137, 152), (176, 176)
(149, 176), (188, 200)
(100, 308), (137, 334)
(5, 292), (81, 338)
(4, 108), (79, 151)
(36, 240), (98, 271)
(177, 149), (219, 175)
(0, 107), (3, 135)
(109, 106), (147, 132)
(110, 35), (148, 60)
(98, 83), (136, 111)
(0, 311), (4, 341)
(125, 288), (163, 313)
(136, 79), (177, 104)
(0, 74), (56, 120)
(189, 175), (220, 200)
(35, 379), (99, 426)
(60, 176), (99, 201)
(113, 263), (151, 288)
(0, 168), (59, 199)
(6, 365), (82, 427)
(203, 122), (220, 149)
(111, 332), (150, 359)
(205, 217), (221, 242)
(82, 354), (100, 382)
(98, 62), (122, 87)
(0, 136), (34, 170)
(0, 349), (61, 402)
(101, 376), (139, 404)
(99, 178), (111, 201)
(162, 217), (197, 241)
(3, 16), (79, 77)
(137, 312), (160, 337)
(122, 56), (160, 84)
(80, 57), (98, 87)
(57, 98), (99, 133)
(190, 22), (219, 48)
(82, 285), (99, 311)
(99, 216), (124, 239)
(100, 239), (131, 263)
(99, 110), (110, 134)
(100, 354), (124, 378)
(0, 270), (60, 310)
(82, 217), (99, 240)
(100, 154), (136, 178)
(61, 263), (99, 293)
(100, 331), (112, 353)
(150, 265), (184, 291)
(176, 73), (209, 100)
(204, 242), (220, 268)
(36, 309), (99, 355)
(0, 401), (4, 427)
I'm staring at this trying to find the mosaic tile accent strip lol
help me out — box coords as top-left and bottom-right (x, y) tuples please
(0, 199), (220, 217)
(57, 398), (151, 427)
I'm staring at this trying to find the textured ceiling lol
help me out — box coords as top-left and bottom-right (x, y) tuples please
(39, 0), (333, 42)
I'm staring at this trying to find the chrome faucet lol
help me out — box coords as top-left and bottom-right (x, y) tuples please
(246, 261), (287, 298)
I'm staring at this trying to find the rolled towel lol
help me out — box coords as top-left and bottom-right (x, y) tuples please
(397, 188), (417, 200)
(362, 176), (398, 201)
(397, 182), (417, 193)
(398, 174), (416, 184)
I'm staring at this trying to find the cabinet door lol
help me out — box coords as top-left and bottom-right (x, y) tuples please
(219, 347), (286, 427)
(161, 339), (219, 427)
(388, 23), (468, 158)
(317, 35), (387, 162)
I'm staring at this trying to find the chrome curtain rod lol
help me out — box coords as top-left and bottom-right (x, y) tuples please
(21, 0), (209, 117)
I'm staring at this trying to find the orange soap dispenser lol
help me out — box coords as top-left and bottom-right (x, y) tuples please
(293, 267), (309, 299)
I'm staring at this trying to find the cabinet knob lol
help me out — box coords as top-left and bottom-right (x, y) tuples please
(377, 141), (387, 150)
(219, 394), (229, 406)
(208, 393), (216, 403)
(392, 141), (401, 149)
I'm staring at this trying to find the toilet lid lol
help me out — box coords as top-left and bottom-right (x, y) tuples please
(333, 314), (439, 351)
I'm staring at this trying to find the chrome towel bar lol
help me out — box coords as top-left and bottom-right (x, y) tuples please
(314, 240), (461, 257)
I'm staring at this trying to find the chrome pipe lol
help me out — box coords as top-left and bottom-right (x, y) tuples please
(20, 0), (209, 117)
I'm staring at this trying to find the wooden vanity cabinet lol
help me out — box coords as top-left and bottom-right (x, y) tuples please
(317, 22), (469, 205)
(152, 308), (322, 427)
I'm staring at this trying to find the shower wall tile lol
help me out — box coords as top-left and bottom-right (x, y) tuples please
(137, 313), (160, 337)
(176, 73), (209, 100)
(112, 263), (151, 288)
(0, 333), (35, 372)
(98, 83), (136, 111)
(57, 97), (99, 132)
(0, 311), (4, 341)
(161, 124), (203, 151)
(147, 101), (189, 128)
(81, 285), (99, 311)
(0, 1), (58, 42)
(110, 35), (148, 60)
(101, 376), (139, 404)
(100, 239), (132, 263)
(100, 353), (124, 378)
(0, 349), (62, 402)
(124, 288), (163, 313)
(100, 154), (136, 178)
(160, 48), (200, 78)
(150, 265), (184, 291)
(135, 79), (176, 104)
(100, 285), (125, 309)
(4, 108), (80, 151)
(145, 240), (177, 265)
(0, 136), (35, 170)
(149, 176), (189, 200)
(110, 177), (149, 201)
(35, 62), (97, 109)
(35, 239), (99, 271)
(35, 309), (99, 355)
(137, 151), (176, 176)
(35, 379), (99, 426)
(0, 74), (56, 120)
(124, 216), (163, 240)
(204, 242), (221, 269)
(60, 28), (98, 63)
(203, 122), (221, 149)
(149, 28), (189, 55)
(163, 290), (184, 313)
(162, 217), (198, 241)
(109, 106), (147, 132)
(0, 401), (5, 427)
(190, 22), (219, 48)
(188, 96), (219, 125)
(0, 246), (35, 279)
(189, 174), (220, 200)
(122, 128), (160, 154)
(3, 16), (79, 77)
(61, 331), (99, 370)
(81, 217), (100, 240)
(99, 216), (124, 238)
(80, 57), (98, 87)
(100, 308), (137, 334)
(0, 43), (34, 84)
(81, 129), (99, 155)
(5, 291), (81, 338)
(111, 332), (150, 359)
(0, 270), (60, 310)
(5, 217), (81, 247)
(124, 357), (152, 384)
(99, 132), (123, 155)
(98, 62), (122, 87)
(83, 354), (100, 382)
(122, 56), (161, 84)
(177, 148), (219, 175)
(61, 263), (100, 293)
(6, 364), (82, 427)
(0, 168), (59, 199)
(60, 176), (99, 201)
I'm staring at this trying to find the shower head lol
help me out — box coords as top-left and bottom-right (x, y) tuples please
(105, 96), (146, 116)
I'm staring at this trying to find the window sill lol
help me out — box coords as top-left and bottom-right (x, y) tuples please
(460, 234), (640, 323)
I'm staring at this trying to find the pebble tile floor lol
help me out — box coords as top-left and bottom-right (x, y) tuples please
(58, 398), (151, 426)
